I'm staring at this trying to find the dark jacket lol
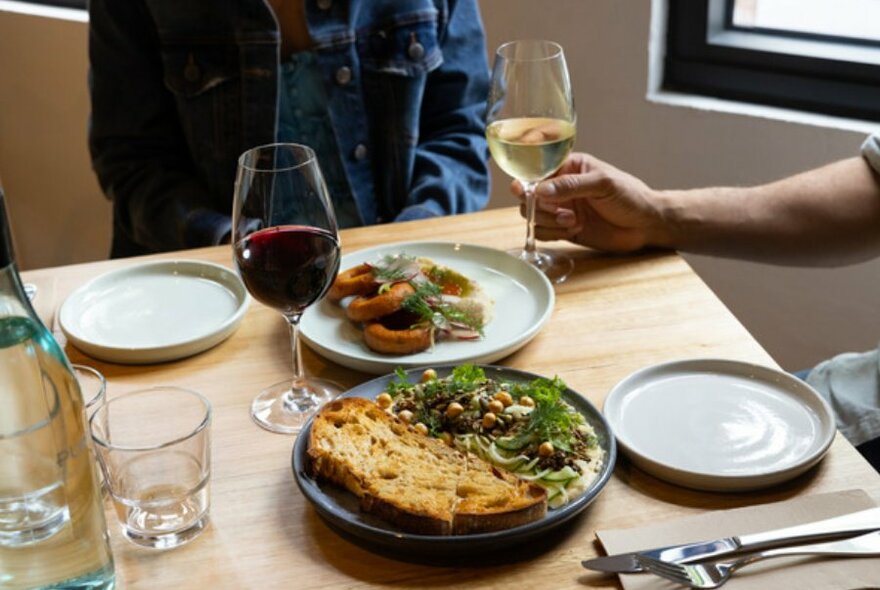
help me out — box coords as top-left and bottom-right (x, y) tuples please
(88, 0), (490, 257)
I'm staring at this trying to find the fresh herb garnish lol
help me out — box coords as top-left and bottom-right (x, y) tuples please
(515, 376), (584, 453)
(416, 406), (444, 436)
(371, 253), (418, 282)
(500, 377), (583, 452)
(418, 376), (447, 400)
(449, 364), (486, 392)
(386, 367), (411, 398)
(401, 282), (484, 333)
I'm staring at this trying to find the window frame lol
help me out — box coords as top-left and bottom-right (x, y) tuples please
(664, 0), (880, 122)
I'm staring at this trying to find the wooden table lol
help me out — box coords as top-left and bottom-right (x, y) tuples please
(23, 207), (880, 589)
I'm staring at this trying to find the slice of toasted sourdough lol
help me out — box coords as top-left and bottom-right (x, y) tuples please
(307, 397), (547, 535)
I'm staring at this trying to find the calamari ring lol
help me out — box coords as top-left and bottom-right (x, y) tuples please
(363, 322), (433, 355)
(346, 282), (415, 323)
(328, 263), (376, 302)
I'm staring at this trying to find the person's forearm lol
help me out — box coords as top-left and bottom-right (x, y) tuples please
(652, 157), (880, 266)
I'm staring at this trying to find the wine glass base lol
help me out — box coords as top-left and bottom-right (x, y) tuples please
(508, 247), (573, 284)
(250, 378), (343, 435)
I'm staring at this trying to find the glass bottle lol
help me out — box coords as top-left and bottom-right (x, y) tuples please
(0, 189), (115, 589)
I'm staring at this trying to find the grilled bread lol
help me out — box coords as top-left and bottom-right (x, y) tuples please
(307, 397), (548, 535)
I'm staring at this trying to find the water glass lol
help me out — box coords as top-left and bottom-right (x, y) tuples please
(89, 386), (212, 550)
(73, 364), (107, 491)
(72, 364), (106, 416)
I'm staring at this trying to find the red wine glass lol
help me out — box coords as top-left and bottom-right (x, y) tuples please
(232, 143), (342, 434)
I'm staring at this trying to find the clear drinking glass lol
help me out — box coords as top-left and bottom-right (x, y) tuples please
(73, 363), (108, 490)
(89, 386), (211, 550)
(486, 40), (577, 284)
(232, 143), (342, 434)
(72, 364), (106, 416)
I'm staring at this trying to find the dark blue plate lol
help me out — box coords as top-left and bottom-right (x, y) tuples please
(291, 365), (616, 561)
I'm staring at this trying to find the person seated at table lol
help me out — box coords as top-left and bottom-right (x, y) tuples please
(519, 134), (880, 471)
(87, 0), (490, 258)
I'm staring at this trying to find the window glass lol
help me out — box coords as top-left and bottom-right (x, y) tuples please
(731, 0), (880, 43)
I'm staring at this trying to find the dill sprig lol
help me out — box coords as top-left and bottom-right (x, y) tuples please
(371, 253), (418, 282)
(401, 282), (484, 333)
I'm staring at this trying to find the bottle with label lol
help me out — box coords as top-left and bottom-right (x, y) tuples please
(0, 189), (115, 589)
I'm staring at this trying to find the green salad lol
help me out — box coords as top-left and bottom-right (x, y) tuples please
(376, 365), (605, 508)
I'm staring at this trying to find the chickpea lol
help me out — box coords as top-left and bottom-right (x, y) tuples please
(376, 392), (393, 409)
(398, 409), (414, 424)
(488, 399), (504, 414)
(519, 395), (535, 408)
(414, 422), (429, 436)
(482, 412), (497, 429)
(440, 432), (454, 446)
(538, 441), (554, 457)
(421, 368), (437, 382)
(445, 402), (464, 419)
(494, 391), (514, 407)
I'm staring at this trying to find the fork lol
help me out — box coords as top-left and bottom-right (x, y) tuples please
(636, 529), (880, 588)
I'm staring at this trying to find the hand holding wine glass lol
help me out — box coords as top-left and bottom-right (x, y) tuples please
(486, 40), (576, 283)
(232, 143), (342, 434)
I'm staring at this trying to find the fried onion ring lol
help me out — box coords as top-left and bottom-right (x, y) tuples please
(363, 322), (434, 355)
(328, 263), (376, 302)
(345, 282), (415, 323)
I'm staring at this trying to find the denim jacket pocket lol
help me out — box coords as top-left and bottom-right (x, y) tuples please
(357, 12), (443, 76)
(160, 43), (244, 183)
(161, 43), (240, 98)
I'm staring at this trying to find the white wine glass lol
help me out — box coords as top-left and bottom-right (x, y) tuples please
(232, 143), (343, 434)
(486, 40), (576, 283)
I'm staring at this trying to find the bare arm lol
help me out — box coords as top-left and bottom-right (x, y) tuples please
(528, 152), (880, 267)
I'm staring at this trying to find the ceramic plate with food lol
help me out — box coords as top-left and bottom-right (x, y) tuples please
(299, 242), (554, 374)
(291, 365), (616, 558)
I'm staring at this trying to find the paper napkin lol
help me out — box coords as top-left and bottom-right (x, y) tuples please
(596, 489), (879, 590)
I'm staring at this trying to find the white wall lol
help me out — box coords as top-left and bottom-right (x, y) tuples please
(0, 8), (112, 270)
(1, 1), (878, 370)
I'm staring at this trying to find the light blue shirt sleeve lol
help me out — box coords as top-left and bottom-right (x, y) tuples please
(862, 134), (880, 174)
(805, 134), (880, 448)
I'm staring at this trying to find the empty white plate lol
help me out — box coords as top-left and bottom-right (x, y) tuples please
(604, 359), (836, 491)
(59, 260), (249, 364)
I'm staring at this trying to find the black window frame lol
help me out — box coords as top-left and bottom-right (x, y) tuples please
(665, 0), (880, 122)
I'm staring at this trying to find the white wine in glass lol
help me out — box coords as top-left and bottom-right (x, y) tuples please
(487, 41), (576, 283)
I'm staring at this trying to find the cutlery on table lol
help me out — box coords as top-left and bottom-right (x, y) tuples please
(581, 506), (880, 573)
(636, 529), (880, 588)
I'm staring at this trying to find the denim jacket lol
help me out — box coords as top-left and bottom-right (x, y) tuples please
(88, 0), (490, 257)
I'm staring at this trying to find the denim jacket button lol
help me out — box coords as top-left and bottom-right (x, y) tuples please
(335, 66), (352, 86)
(408, 41), (425, 61)
(184, 54), (200, 82)
(353, 144), (368, 160)
(317, 0), (332, 9)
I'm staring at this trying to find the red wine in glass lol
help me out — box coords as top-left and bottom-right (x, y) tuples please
(232, 143), (343, 434)
(234, 225), (340, 316)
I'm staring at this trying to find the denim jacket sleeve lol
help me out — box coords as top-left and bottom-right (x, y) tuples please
(395, 0), (490, 222)
(88, 0), (231, 255)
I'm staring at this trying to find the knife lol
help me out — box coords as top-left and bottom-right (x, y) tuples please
(582, 506), (880, 573)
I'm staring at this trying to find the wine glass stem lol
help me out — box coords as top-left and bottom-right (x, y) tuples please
(522, 181), (539, 262)
(284, 314), (310, 407)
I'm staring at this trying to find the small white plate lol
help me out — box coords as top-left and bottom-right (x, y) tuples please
(59, 260), (250, 364)
(603, 359), (836, 491)
(300, 241), (554, 374)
